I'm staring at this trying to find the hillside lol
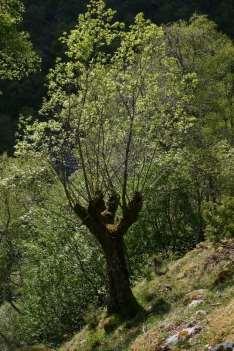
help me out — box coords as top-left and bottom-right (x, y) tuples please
(20, 240), (234, 351)
(1, 2), (233, 350)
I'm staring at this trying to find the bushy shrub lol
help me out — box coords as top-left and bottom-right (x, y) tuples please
(126, 157), (203, 279)
(203, 197), (234, 242)
(15, 207), (105, 345)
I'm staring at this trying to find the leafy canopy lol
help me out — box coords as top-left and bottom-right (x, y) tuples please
(0, 0), (39, 80)
(17, 0), (196, 216)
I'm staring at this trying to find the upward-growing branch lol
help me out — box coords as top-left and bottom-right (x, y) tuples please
(117, 191), (143, 235)
(121, 93), (136, 212)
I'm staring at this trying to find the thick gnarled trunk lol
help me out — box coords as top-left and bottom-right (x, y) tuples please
(73, 191), (143, 318)
(104, 236), (141, 318)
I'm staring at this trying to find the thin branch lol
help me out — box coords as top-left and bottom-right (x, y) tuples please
(4, 192), (11, 230)
(120, 91), (135, 212)
(9, 300), (22, 314)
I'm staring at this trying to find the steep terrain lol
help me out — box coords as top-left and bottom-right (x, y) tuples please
(49, 239), (234, 351)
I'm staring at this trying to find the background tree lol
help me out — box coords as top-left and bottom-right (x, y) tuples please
(17, 0), (196, 318)
(0, 0), (38, 80)
(0, 8), (40, 337)
(115, 15), (234, 271)
(0, 0), (39, 152)
(163, 15), (234, 238)
(165, 15), (234, 136)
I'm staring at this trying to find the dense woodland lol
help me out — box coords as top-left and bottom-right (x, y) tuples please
(0, 0), (233, 350)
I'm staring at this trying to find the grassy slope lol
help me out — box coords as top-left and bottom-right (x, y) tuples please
(58, 240), (234, 351)
(19, 240), (234, 351)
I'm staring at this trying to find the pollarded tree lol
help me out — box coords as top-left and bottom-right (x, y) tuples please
(17, 0), (196, 318)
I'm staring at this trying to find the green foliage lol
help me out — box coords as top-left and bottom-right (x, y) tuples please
(127, 140), (233, 278)
(16, 220), (104, 344)
(63, 0), (123, 65)
(0, 155), (27, 309)
(17, 4), (196, 206)
(0, 1), (234, 347)
(1, 0), (234, 154)
(203, 197), (234, 242)
(166, 15), (234, 140)
(0, 155), (105, 345)
(126, 157), (201, 277)
(0, 0), (40, 153)
(0, 0), (39, 80)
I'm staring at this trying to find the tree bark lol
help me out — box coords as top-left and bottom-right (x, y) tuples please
(73, 191), (143, 319)
(103, 236), (142, 318)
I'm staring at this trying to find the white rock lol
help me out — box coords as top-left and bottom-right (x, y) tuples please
(165, 333), (179, 346)
(188, 299), (204, 308)
(164, 325), (202, 347)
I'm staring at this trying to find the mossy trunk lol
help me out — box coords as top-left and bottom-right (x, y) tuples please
(73, 191), (143, 319)
(103, 236), (142, 318)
